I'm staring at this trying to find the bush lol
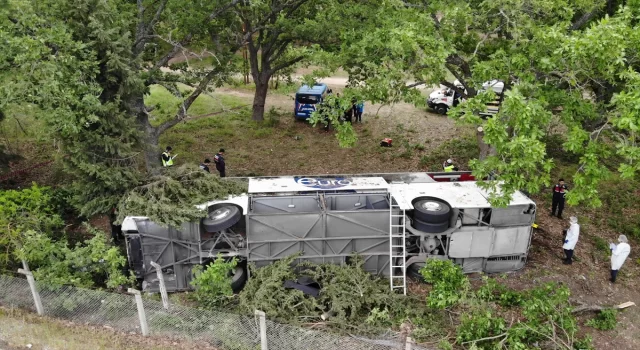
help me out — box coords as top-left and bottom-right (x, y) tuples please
(476, 277), (523, 307)
(190, 255), (237, 308)
(456, 310), (507, 347)
(586, 309), (617, 330)
(420, 259), (469, 309)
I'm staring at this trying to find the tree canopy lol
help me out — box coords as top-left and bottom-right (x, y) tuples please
(2, 0), (640, 214)
(335, 0), (640, 206)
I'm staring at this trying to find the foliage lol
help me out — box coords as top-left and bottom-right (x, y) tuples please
(338, 0), (640, 208)
(116, 165), (248, 227)
(419, 259), (469, 309)
(476, 277), (524, 307)
(365, 307), (392, 327)
(458, 281), (591, 350)
(0, 185), (64, 271)
(238, 254), (445, 337)
(586, 309), (617, 331)
(1, 0), (243, 218)
(238, 254), (319, 322)
(590, 175), (640, 240)
(456, 310), (506, 347)
(190, 255), (237, 308)
(16, 225), (132, 289)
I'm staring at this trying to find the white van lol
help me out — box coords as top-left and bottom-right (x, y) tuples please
(427, 80), (504, 115)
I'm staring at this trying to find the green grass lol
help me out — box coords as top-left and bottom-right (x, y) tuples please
(226, 76), (300, 95)
(144, 84), (247, 127)
(0, 307), (196, 350)
(418, 134), (479, 171)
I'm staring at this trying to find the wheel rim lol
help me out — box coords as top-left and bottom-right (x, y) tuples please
(421, 201), (443, 211)
(210, 208), (231, 220)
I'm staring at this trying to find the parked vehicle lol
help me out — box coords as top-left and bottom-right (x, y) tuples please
(427, 80), (504, 116)
(123, 172), (535, 294)
(294, 83), (329, 120)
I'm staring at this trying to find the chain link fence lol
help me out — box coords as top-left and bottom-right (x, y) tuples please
(0, 274), (423, 350)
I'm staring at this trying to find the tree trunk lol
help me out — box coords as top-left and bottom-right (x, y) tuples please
(144, 127), (161, 175)
(477, 126), (497, 160)
(133, 96), (162, 175)
(252, 76), (270, 121)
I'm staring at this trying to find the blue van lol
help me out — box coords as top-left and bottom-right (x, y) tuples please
(294, 83), (328, 120)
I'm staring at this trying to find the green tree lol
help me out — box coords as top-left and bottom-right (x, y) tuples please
(234, 0), (386, 121)
(340, 0), (640, 207)
(0, 0), (247, 218)
(0, 185), (63, 271)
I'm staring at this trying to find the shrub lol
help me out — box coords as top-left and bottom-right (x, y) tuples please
(586, 309), (617, 330)
(190, 255), (237, 308)
(420, 259), (469, 309)
(476, 277), (523, 307)
(456, 310), (506, 347)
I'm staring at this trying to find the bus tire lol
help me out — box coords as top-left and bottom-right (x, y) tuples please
(202, 205), (241, 233)
(407, 263), (426, 282)
(413, 198), (451, 223)
(412, 218), (449, 233)
(230, 265), (247, 293)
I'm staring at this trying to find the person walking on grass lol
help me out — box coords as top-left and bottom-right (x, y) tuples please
(355, 101), (364, 123)
(562, 216), (580, 265)
(610, 235), (631, 283)
(214, 149), (226, 177)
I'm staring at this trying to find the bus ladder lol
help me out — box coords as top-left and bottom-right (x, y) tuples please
(389, 197), (407, 295)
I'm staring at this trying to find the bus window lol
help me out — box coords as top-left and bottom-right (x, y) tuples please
(296, 94), (320, 104)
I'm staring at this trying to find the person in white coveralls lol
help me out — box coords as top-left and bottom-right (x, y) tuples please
(562, 216), (580, 265)
(609, 235), (631, 283)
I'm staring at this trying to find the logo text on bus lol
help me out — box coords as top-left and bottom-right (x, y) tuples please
(294, 177), (352, 189)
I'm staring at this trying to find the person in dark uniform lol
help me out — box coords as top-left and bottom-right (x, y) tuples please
(199, 158), (211, 173)
(214, 149), (226, 177)
(343, 99), (355, 124)
(551, 178), (568, 219)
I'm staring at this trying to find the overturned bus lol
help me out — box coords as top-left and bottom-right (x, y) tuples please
(122, 172), (536, 295)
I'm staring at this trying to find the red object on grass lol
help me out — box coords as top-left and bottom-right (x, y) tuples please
(380, 138), (393, 147)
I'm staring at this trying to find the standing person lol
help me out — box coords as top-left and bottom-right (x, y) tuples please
(199, 158), (211, 173)
(161, 146), (176, 167)
(609, 235), (631, 283)
(562, 216), (580, 265)
(442, 159), (458, 172)
(343, 100), (354, 123)
(355, 101), (364, 123)
(551, 178), (568, 219)
(214, 148), (226, 177)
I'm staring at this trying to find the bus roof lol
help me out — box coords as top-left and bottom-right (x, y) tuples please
(296, 83), (328, 95)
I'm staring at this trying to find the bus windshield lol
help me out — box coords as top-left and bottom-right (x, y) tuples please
(296, 94), (320, 104)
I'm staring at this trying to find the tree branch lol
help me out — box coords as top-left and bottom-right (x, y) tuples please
(570, 6), (603, 31)
(155, 69), (221, 135)
(268, 39), (292, 64)
(271, 55), (306, 74)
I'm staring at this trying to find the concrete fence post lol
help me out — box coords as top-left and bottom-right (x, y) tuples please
(17, 268), (44, 316)
(255, 309), (268, 350)
(128, 288), (149, 336)
(150, 261), (169, 310)
(405, 336), (414, 350)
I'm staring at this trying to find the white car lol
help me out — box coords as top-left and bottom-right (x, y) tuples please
(427, 80), (504, 115)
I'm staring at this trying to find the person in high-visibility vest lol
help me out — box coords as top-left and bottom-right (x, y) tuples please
(161, 146), (175, 167)
(442, 158), (458, 172)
